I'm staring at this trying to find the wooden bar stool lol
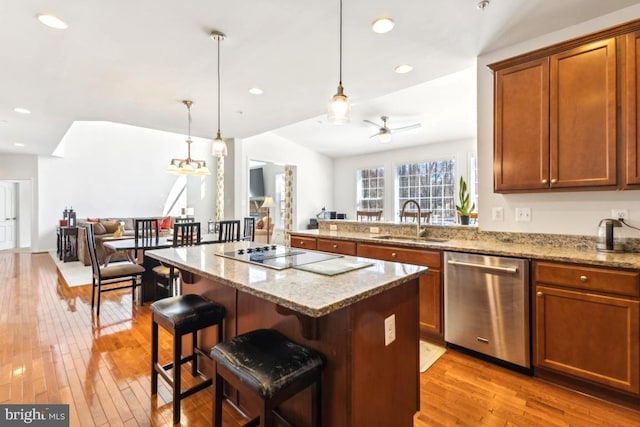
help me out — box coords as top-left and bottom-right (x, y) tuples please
(150, 294), (225, 424)
(210, 329), (324, 427)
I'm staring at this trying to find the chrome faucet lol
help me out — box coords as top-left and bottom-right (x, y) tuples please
(400, 199), (424, 238)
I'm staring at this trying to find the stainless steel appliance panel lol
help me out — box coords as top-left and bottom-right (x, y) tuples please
(444, 251), (530, 368)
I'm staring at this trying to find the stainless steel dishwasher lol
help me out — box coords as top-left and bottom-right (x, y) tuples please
(444, 251), (530, 369)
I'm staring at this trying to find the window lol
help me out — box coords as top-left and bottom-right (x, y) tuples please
(396, 159), (456, 224)
(356, 167), (384, 211)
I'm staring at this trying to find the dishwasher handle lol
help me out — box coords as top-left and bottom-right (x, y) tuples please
(447, 259), (519, 274)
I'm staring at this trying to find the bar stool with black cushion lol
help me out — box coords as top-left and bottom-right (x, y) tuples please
(217, 219), (241, 242)
(152, 222), (201, 300)
(150, 294), (225, 425)
(243, 217), (256, 241)
(85, 223), (146, 316)
(210, 329), (325, 427)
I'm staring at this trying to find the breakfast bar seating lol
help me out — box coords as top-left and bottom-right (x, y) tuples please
(150, 294), (226, 424)
(211, 329), (325, 427)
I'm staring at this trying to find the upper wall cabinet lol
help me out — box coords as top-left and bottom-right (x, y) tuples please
(624, 30), (640, 187)
(491, 37), (617, 193)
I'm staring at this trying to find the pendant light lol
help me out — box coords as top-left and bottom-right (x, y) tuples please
(328, 0), (350, 124)
(166, 100), (211, 175)
(211, 31), (228, 157)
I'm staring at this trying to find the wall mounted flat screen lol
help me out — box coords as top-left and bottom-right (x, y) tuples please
(249, 168), (265, 198)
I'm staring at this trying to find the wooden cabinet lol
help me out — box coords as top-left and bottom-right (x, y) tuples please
(533, 261), (640, 394)
(492, 38), (617, 192)
(290, 235), (317, 250)
(317, 238), (356, 256)
(623, 30), (640, 186)
(358, 243), (443, 342)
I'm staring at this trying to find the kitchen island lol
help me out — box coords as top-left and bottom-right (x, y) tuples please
(146, 242), (427, 427)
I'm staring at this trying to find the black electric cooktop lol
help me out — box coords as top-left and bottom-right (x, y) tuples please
(216, 244), (341, 270)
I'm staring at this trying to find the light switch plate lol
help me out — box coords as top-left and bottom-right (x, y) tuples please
(370, 226), (380, 234)
(492, 207), (504, 221)
(329, 224), (338, 231)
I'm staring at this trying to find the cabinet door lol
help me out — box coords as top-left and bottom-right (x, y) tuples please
(494, 58), (550, 192)
(550, 38), (617, 188)
(534, 285), (639, 393)
(419, 269), (442, 337)
(624, 31), (640, 186)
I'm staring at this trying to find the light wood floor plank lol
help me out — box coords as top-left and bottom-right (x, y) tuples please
(1, 252), (639, 426)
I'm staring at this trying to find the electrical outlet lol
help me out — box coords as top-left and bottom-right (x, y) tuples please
(515, 207), (531, 222)
(492, 207), (504, 221)
(370, 226), (380, 234)
(329, 224), (338, 231)
(612, 209), (629, 220)
(384, 314), (396, 346)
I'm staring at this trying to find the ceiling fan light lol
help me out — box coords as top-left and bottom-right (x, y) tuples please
(378, 131), (392, 143)
(328, 86), (350, 124)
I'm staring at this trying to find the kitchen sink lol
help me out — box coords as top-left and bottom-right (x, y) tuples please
(373, 235), (449, 243)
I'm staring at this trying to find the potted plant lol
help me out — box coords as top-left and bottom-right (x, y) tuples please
(455, 176), (475, 225)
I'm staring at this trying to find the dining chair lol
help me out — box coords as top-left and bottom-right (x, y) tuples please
(174, 217), (192, 224)
(85, 223), (145, 316)
(134, 218), (159, 263)
(356, 210), (383, 221)
(401, 211), (432, 224)
(217, 220), (241, 242)
(242, 217), (256, 242)
(152, 222), (201, 300)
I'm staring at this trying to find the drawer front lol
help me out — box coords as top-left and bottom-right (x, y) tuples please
(534, 261), (640, 297)
(357, 243), (441, 268)
(317, 238), (357, 255)
(290, 236), (317, 250)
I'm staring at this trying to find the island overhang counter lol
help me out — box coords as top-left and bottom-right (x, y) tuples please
(146, 242), (427, 427)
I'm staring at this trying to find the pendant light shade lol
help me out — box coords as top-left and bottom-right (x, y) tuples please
(166, 100), (210, 175)
(328, 0), (350, 124)
(211, 31), (228, 157)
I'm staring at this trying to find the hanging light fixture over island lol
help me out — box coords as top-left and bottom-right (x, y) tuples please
(166, 100), (211, 175)
(211, 30), (228, 157)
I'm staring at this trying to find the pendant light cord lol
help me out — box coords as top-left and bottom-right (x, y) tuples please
(217, 36), (221, 134)
(339, 0), (343, 85)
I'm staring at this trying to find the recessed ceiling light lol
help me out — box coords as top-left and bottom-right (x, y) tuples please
(13, 143), (25, 147)
(394, 64), (413, 74)
(372, 18), (395, 34)
(14, 107), (31, 115)
(248, 87), (263, 95)
(37, 14), (68, 29)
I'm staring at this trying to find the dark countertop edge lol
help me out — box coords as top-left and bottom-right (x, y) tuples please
(290, 230), (640, 270)
(145, 249), (427, 318)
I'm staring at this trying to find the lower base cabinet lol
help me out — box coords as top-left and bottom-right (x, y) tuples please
(357, 243), (443, 343)
(534, 261), (640, 394)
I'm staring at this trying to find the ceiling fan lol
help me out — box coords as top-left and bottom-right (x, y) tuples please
(363, 116), (421, 143)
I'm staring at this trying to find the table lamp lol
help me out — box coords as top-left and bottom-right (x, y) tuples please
(261, 196), (275, 244)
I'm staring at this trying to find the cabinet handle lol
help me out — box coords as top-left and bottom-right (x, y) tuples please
(391, 252), (397, 258)
(541, 179), (548, 184)
(580, 275), (587, 282)
(550, 178), (558, 184)
(536, 291), (543, 296)
(299, 241), (304, 245)
(332, 244), (338, 248)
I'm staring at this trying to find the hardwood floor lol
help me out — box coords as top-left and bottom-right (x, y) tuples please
(1, 252), (639, 426)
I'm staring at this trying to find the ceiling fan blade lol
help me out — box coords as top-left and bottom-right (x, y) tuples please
(363, 119), (382, 128)
(390, 123), (421, 133)
(369, 132), (381, 138)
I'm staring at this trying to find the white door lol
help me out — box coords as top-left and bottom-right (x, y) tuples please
(0, 182), (16, 250)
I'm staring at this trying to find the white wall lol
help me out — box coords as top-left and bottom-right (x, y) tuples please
(38, 121), (216, 250)
(333, 139), (476, 220)
(236, 132), (334, 231)
(477, 4), (640, 237)
(0, 154), (38, 249)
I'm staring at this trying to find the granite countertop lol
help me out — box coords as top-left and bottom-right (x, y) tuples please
(146, 242), (426, 317)
(290, 228), (640, 270)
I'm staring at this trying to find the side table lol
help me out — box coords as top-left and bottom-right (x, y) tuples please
(56, 226), (78, 262)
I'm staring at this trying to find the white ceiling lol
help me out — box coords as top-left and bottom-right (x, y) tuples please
(1, 0), (638, 158)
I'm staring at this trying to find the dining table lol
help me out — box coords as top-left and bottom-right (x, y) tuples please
(103, 233), (221, 302)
